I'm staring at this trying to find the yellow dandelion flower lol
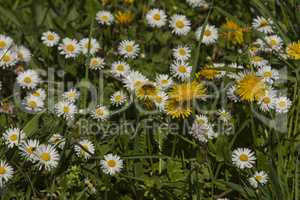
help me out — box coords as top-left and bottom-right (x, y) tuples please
(286, 41), (300, 60)
(236, 72), (266, 102)
(168, 81), (206, 102)
(123, 0), (134, 4)
(135, 82), (159, 100)
(196, 66), (220, 80)
(115, 11), (134, 25)
(221, 20), (246, 45)
(165, 99), (192, 119)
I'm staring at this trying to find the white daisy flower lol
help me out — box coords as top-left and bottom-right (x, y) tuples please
(190, 119), (216, 143)
(16, 45), (31, 63)
(58, 38), (81, 58)
(41, 31), (60, 47)
(35, 144), (60, 171)
(89, 57), (105, 70)
(186, 0), (207, 8)
(0, 50), (18, 68)
(275, 96), (292, 113)
(0, 160), (14, 187)
(31, 88), (46, 100)
(49, 134), (65, 149)
(264, 35), (283, 52)
(169, 14), (191, 36)
(172, 45), (191, 61)
(250, 56), (268, 68)
(0, 35), (13, 50)
(55, 101), (77, 120)
(24, 95), (44, 112)
(252, 16), (273, 34)
(217, 109), (231, 123)
(118, 40), (140, 59)
(146, 9), (167, 28)
(232, 148), (256, 169)
(170, 60), (192, 81)
(3, 128), (25, 148)
(155, 74), (173, 89)
(226, 85), (240, 102)
(17, 70), (40, 89)
(96, 10), (114, 26)
(111, 61), (130, 77)
(258, 90), (276, 112)
(100, 153), (123, 175)
(110, 91), (127, 106)
(249, 171), (268, 188)
(19, 139), (40, 161)
(153, 91), (168, 111)
(91, 105), (110, 121)
(79, 38), (100, 55)
(63, 88), (80, 103)
(257, 66), (279, 84)
(122, 70), (148, 91)
(195, 24), (218, 45)
(74, 139), (95, 160)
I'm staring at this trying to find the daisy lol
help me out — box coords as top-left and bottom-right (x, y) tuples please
(0, 160), (14, 187)
(122, 70), (148, 91)
(91, 105), (110, 121)
(0, 50), (18, 68)
(135, 81), (159, 100)
(0, 35), (13, 50)
(118, 40), (140, 59)
(249, 171), (268, 188)
(250, 56), (268, 68)
(172, 45), (191, 61)
(96, 10), (114, 26)
(226, 85), (240, 102)
(74, 139), (95, 160)
(146, 9), (167, 28)
(110, 91), (127, 106)
(196, 65), (222, 80)
(17, 70), (40, 89)
(258, 90), (276, 111)
(89, 57), (105, 70)
(169, 14), (191, 36)
(41, 31), (60, 47)
(111, 61), (130, 77)
(186, 0), (207, 8)
(63, 88), (80, 103)
(100, 154), (123, 175)
(257, 66), (279, 84)
(286, 41), (300, 60)
(3, 128), (25, 148)
(155, 74), (173, 89)
(232, 148), (256, 169)
(58, 38), (81, 58)
(16, 45), (31, 63)
(79, 38), (100, 55)
(24, 95), (44, 112)
(49, 134), (65, 149)
(275, 96), (292, 113)
(153, 91), (168, 111)
(195, 24), (218, 45)
(19, 139), (40, 161)
(190, 116), (216, 143)
(252, 16), (273, 34)
(55, 101), (77, 120)
(217, 109), (231, 123)
(264, 35), (283, 52)
(35, 144), (60, 171)
(170, 60), (192, 81)
(31, 88), (46, 100)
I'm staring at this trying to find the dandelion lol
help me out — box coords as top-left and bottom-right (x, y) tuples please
(286, 41), (300, 60)
(168, 81), (206, 102)
(221, 20), (245, 45)
(100, 154), (123, 175)
(115, 11), (134, 25)
(232, 148), (256, 169)
(196, 66), (221, 80)
(135, 81), (159, 100)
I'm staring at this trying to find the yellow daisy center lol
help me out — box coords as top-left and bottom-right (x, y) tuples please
(9, 134), (18, 142)
(153, 13), (161, 21)
(0, 41), (6, 48)
(161, 79), (169, 85)
(175, 20), (184, 29)
(116, 64), (124, 71)
(260, 20), (268, 27)
(255, 175), (263, 182)
(28, 100), (37, 109)
(2, 54), (11, 62)
(95, 108), (103, 116)
(204, 29), (212, 37)
(66, 44), (75, 52)
(63, 106), (70, 113)
(125, 45), (133, 52)
(178, 65), (187, 73)
(91, 59), (99, 66)
(26, 146), (35, 154)
(263, 97), (271, 104)
(101, 15), (109, 22)
(115, 95), (122, 102)
(32, 92), (41, 97)
(40, 152), (51, 161)
(0, 166), (6, 175)
(47, 34), (55, 41)
(82, 144), (89, 152)
(107, 159), (116, 167)
(178, 48), (186, 56)
(252, 56), (263, 62)
(270, 39), (278, 46)
(23, 77), (32, 84)
(278, 101), (286, 108)
(239, 154), (249, 161)
(263, 71), (272, 78)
